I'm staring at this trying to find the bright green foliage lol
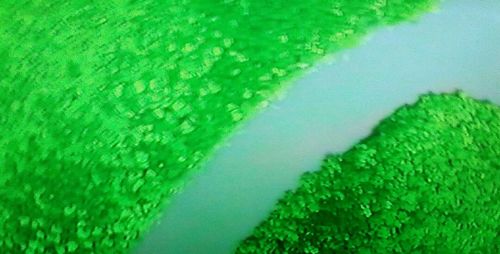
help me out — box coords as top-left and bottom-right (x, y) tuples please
(0, 0), (438, 253)
(236, 92), (500, 254)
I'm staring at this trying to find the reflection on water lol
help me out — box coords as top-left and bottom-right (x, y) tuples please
(135, 0), (500, 253)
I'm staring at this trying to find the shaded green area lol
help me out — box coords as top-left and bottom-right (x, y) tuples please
(0, 0), (437, 253)
(237, 92), (500, 253)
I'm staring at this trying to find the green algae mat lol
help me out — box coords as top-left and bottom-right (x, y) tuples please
(237, 92), (500, 253)
(0, 0), (439, 253)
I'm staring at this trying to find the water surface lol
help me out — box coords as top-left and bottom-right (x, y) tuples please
(135, 1), (500, 253)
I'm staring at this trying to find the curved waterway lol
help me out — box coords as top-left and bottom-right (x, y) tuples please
(135, 0), (500, 253)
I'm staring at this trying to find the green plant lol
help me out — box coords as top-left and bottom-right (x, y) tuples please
(0, 0), (438, 253)
(237, 92), (500, 254)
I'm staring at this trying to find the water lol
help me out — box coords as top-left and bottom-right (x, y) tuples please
(135, 0), (500, 253)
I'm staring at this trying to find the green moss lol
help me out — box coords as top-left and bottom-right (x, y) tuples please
(236, 92), (500, 254)
(0, 0), (438, 253)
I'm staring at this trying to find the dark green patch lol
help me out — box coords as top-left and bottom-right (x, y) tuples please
(237, 92), (500, 254)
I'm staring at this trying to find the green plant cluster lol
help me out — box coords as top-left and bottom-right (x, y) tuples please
(0, 0), (438, 253)
(237, 92), (500, 254)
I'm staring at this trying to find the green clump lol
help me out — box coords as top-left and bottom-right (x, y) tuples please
(237, 92), (500, 254)
(0, 0), (438, 253)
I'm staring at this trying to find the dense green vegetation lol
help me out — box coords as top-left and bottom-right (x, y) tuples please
(237, 92), (500, 254)
(0, 0), (438, 253)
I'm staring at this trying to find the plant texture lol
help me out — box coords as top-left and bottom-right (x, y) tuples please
(0, 0), (438, 253)
(237, 92), (500, 254)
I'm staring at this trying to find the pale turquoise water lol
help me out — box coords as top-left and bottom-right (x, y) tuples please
(135, 0), (500, 253)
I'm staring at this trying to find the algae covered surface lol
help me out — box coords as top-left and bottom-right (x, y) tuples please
(237, 92), (500, 253)
(0, 0), (438, 253)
